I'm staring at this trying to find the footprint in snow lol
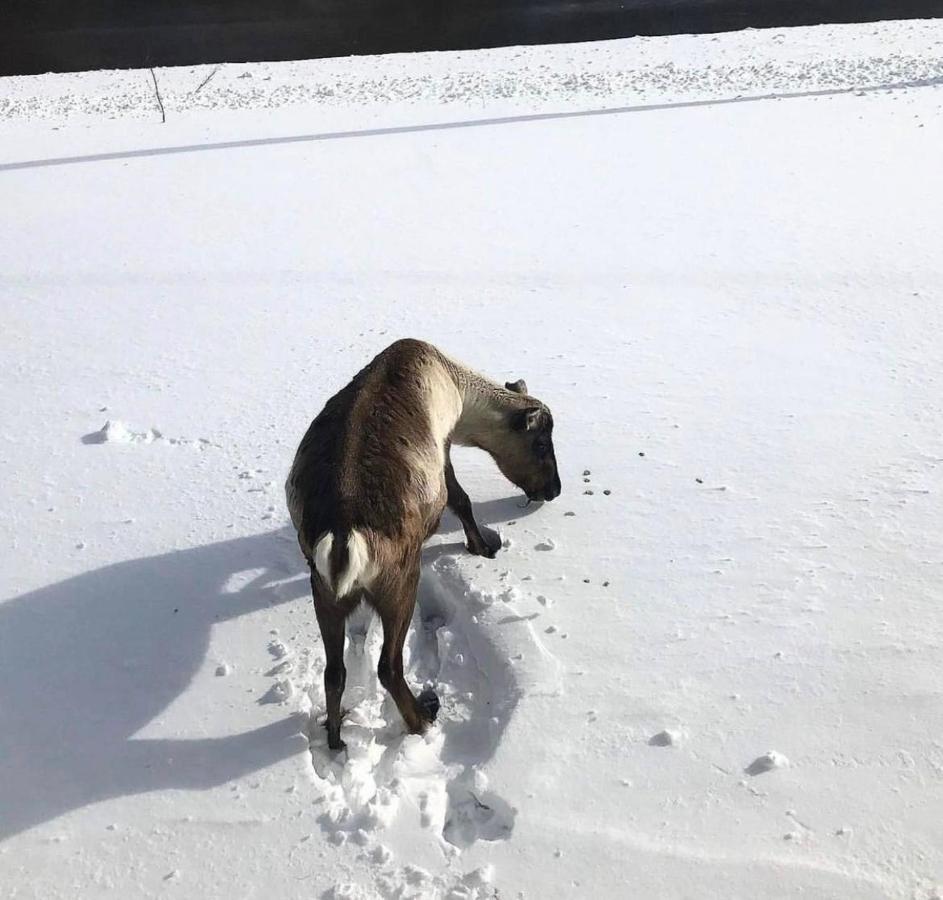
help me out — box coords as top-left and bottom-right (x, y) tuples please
(329, 864), (496, 900)
(258, 680), (293, 704)
(302, 554), (528, 853)
(267, 639), (290, 660)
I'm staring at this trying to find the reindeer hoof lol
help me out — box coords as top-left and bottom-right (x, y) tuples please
(325, 721), (347, 753)
(469, 526), (502, 558)
(468, 541), (496, 559)
(417, 687), (440, 723)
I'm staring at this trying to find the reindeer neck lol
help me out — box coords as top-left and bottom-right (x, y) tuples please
(441, 356), (526, 450)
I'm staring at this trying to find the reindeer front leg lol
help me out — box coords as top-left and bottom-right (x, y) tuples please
(445, 446), (502, 558)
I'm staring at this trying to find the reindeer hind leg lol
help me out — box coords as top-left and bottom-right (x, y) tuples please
(373, 562), (439, 733)
(310, 573), (350, 751)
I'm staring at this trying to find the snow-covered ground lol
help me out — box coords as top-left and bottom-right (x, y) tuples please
(2, 18), (943, 900)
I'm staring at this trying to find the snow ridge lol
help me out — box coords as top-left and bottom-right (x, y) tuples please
(3, 19), (942, 125)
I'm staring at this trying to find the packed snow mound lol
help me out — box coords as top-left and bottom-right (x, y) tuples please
(745, 750), (790, 776)
(82, 419), (218, 449)
(83, 419), (161, 444)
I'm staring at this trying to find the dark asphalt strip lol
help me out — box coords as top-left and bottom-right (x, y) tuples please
(1, 0), (941, 77)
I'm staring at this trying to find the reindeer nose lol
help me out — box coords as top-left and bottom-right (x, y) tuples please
(544, 474), (562, 501)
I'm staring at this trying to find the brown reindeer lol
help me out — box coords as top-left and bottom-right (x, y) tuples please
(285, 339), (561, 750)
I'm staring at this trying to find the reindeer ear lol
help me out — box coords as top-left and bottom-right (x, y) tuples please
(512, 407), (542, 431)
(505, 379), (528, 395)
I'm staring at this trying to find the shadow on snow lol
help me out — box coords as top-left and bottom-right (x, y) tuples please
(0, 495), (535, 841)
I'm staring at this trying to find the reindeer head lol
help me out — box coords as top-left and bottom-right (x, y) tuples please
(488, 379), (562, 503)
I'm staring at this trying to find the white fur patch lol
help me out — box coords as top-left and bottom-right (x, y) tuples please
(313, 532), (334, 587)
(336, 530), (373, 598)
(408, 365), (462, 505)
(424, 366), (463, 450)
(313, 530), (375, 599)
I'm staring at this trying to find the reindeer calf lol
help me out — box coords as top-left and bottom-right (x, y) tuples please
(285, 339), (560, 750)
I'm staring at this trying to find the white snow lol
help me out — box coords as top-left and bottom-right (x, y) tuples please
(3, 16), (943, 900)
(649, 729), (683, 748)
(85, 419), (161, 445)
(745, 750), (791, 776)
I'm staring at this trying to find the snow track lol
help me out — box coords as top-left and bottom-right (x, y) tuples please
(300, 560), (520, 839)
(260, 550), (555, 898)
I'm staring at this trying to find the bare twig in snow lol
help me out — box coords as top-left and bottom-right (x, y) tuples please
(192, 66), (220, 95)
(149, 67), (166, 123)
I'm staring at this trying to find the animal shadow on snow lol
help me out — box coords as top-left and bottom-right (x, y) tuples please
(0, 495), (531, 843)
(0, 527), (308, 841)
(438, 492), (543, 541)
